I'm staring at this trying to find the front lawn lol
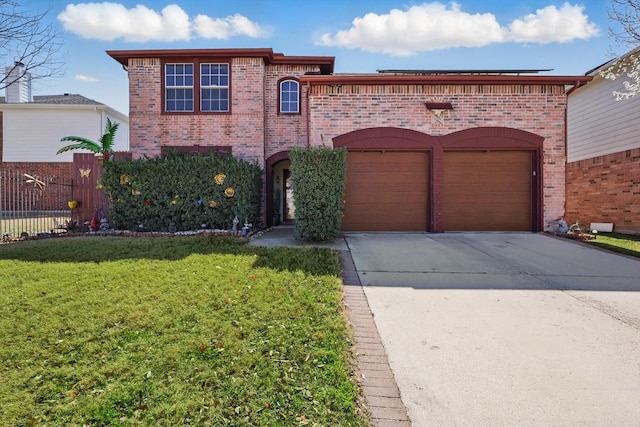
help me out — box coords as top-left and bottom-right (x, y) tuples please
(587, 232), (640, 258)
(0, 236), (367, 426)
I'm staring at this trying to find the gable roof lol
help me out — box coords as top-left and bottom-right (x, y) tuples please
(0, 93), (104, 105)
(584, 46), (640, 76)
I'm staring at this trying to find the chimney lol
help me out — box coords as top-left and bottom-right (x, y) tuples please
(4, 62), (32, 103)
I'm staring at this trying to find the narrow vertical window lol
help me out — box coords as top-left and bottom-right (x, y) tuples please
(201, 63), (229, 112)
(280, 79), (299, 113)
(165, 63), (194, 112)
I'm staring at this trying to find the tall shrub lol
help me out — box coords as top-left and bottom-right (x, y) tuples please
(101, 152), (262, 232)
(289, 146), (347, 241)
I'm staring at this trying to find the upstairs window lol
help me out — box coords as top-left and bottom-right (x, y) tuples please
(165, 64), (194, 112)
(163, 61), (230, 114)
(201, 63), (229, 112)
(279, 79), (299, 114)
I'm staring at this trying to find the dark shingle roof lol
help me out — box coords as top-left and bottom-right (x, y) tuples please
(0, 94), (104, 105)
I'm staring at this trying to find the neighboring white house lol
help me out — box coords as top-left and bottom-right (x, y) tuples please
(566, 48), (640, 233)
(0, 63), (128, 164)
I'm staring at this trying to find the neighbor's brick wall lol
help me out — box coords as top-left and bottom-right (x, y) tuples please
(127, 57), (266, 164)
(0, 162), (73, 210)
(1, 111), (73, 210)
(307, 83), (569, 229)
(566, 149), (640, 233)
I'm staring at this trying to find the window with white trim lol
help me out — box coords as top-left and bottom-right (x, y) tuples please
(279, 79), (299, 114)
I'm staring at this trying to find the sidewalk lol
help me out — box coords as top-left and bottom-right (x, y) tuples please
(250, 226), (411, 426)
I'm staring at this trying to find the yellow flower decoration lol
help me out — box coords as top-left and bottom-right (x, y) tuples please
(224, 187), (235, 197)
(120, 174), (130, 185)
(215, 173), (226, 185)
(131, 189), (141, 196)
(68, 200), (78, 209)
(209, 200), (217, 208)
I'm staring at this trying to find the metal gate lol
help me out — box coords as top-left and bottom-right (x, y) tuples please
(0, 169), (72, 240)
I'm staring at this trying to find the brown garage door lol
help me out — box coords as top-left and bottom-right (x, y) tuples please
(443, 151), (532, 231)
(342, 151), (429, 231)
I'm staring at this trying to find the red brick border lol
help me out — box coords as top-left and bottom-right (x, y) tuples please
(339, 251), (412, 426)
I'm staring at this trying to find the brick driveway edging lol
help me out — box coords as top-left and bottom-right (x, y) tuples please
(339, 251), (411, 427)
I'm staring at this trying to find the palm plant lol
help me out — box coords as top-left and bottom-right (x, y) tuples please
(57, 118), (120, 160)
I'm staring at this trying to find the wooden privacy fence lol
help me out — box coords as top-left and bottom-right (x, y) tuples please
(0, 169), (72, 239)
(71, 152), (132, 226)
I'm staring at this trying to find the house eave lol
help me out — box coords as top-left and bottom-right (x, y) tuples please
(106, 48), (335, 74)
(0, 102), (129, 121)
(299, 74), (593, 87)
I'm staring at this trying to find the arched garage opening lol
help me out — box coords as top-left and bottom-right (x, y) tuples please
(333, 127), (544, 232)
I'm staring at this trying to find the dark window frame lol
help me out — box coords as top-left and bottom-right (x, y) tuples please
(162, 58), (232, 115)
(277, 77), (301, 115)
(164, 63), (194, 112)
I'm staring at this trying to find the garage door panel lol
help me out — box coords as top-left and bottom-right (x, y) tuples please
(443, 151), (532, 231)
(342, 151), (429, 232)
(346, 191), (427, 203)
(347, 175), (427, 191)
(347, 152), (426, 169)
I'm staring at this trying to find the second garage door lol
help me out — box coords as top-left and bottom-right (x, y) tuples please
(443, 150), (533, 231)
(342, 151), (429, 231)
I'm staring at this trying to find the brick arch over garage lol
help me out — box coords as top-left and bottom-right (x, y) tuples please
(333, 127), (544, 232)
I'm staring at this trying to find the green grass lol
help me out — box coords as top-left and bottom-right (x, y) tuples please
(0, 236), (367, 426)
(587, 232), (640, 258)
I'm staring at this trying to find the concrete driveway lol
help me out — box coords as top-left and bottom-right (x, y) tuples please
(345, 233), (640, 427)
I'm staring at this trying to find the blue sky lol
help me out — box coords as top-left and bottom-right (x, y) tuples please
(17, 1), (624, 115)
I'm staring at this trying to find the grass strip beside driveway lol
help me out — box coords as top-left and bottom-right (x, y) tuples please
(586, 232), (640, 258)
(0, 236), (366, 426)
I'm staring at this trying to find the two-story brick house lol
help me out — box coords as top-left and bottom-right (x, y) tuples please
(107, 48), (590, 232)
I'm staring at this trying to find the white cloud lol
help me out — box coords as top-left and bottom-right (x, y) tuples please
(320, 3), (504, 56)
(58, 3), (267, 42)
(193, 13), (270, 39)
(317, 2), (599, 56)
(75, 74), (98, 82)
(507, 3), (599, 43)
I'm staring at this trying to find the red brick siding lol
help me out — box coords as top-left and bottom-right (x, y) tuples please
(307, 84), (568, 230)
(264, 65), (319, 159)
(127, 54), (570, 231)
(127, 57), (266, 164)
(566, 149), (640, 233)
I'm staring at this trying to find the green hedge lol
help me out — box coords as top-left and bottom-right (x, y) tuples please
(289, 146), (347, 241)
(101, 153), (262, 232)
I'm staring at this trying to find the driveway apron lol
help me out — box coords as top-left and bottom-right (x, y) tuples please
(345, 232), (640, 427)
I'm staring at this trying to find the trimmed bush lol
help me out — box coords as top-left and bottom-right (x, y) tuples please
(101, 152), (262, 232)
(289, 146), (347, 241)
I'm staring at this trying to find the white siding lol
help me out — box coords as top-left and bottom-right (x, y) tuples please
(1, 106), (129, 162)
(567, 72), (640, 162)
